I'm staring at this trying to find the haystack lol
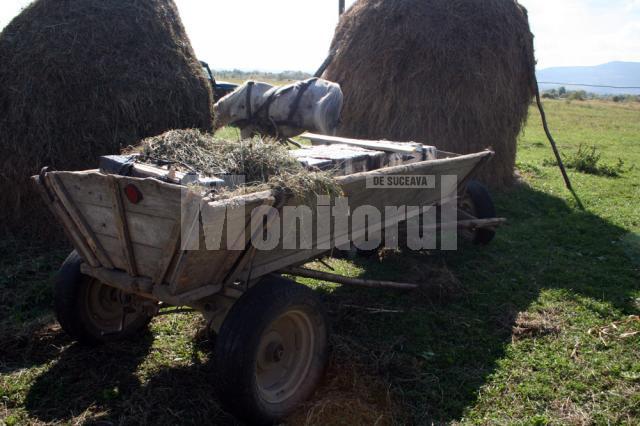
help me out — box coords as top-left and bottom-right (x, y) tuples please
(0, 0), (213, 237)
(322, 0), (536, 188)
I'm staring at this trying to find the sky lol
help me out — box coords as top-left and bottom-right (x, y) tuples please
(1, 0), (639, 72)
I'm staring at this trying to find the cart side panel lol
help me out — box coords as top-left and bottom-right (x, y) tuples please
(168, 191), (277, 295)
(48, 171), (183, 281)
(56, 171), (183, 218)
(336, 150), (492, 213)
(243, 151), (493, 280)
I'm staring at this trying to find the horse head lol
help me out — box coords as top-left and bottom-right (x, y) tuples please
(213, 81), (273, 130)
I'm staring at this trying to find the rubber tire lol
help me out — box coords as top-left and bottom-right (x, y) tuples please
(463, 180), (497, 245)
(54, 250), (152, 345)
(215, 275), (329, 425)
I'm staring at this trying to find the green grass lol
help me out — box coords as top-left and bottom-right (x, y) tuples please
(1, 99), (639, 425)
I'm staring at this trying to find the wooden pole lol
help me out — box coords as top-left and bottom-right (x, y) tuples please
(534, 76), (585, 210)
(339, 0), (345, 15)
(284, 267), (419, 290)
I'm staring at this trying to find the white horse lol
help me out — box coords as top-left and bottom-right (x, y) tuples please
(213, 78), (343, 139)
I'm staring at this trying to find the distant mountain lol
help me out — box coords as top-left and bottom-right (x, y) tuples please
(537, 61), (640, 95)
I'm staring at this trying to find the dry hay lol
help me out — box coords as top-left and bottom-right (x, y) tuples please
(134, 129), (343, 203)
(512, 308), (562, 341)
(323, 0), (536, 188)
(0, 0), (213, 237)
(287, 334), (396, 425)
(136, 129), (302, 183)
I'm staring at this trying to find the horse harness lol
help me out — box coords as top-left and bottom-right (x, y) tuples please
(241, 77), (318, 137)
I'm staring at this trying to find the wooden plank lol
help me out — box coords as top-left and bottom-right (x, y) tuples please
(164, 284), (221, 305)
(166, 190), (203, 294)
(241, 249), (328, 282)
(48, 173), (115, 269)
(31, 175), (100, 267)
(301, 132), (424, 154)
(152, 283), (222, 306)
(334, 150), (493, 186)
(56, 171), (183, 219)
(130, 162), (185, 183)
(154, 220), (182, 286)
(108, 175), (137, 276)
(76, 204), (177, 249)
(96, 234), (163, 278)
(81, 264), (222, 305)
(222, 195), (282, 287)
(168, 192), (274, 295)
(53, 170), (184, 280)
(80, 264), (156, 299)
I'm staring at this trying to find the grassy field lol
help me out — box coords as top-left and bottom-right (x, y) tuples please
(1, 99), (639, 425)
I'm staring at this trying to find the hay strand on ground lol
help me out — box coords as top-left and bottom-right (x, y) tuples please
(0, 0), (213, 237)
(323, 0), (536, 188)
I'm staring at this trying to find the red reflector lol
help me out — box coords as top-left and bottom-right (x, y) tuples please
(124, 184), (143, 204)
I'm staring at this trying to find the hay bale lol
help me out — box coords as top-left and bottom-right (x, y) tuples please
(323, 0), (536, 188)
(0, 0), (213, 237)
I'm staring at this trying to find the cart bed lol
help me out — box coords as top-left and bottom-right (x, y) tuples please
(34, 147), (492, 304)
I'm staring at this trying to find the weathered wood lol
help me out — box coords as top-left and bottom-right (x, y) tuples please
(97, 234), (163, 278)
(31, 175), (100, 267)
(301, 132), (425, 155)
(166, 190), (203, 294)
(108, 175), (137, 276)
(80, 264), (156, 299)
(130, 162), (184, 183)
(154, 219), (182, 286)
(168, 191), (276, 295)
(51, 170), (185, 280)
(155, 284), (222, 305)
(56, 171), (183, 219)
(241, 249), (328, 282)
(48, 173), (115, 269)
(334, 150), (493, 186)
(223, 195), (284, 287)
(77, 203), (176, 248)
(284, 267), (419, 290)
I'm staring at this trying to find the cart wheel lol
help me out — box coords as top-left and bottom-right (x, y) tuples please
(459, 180), (497, 245)
(215, 274), (328, 424)
(54, 251), (153, 345)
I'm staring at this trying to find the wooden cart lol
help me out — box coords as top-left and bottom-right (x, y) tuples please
(34, 136), (504, 424)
